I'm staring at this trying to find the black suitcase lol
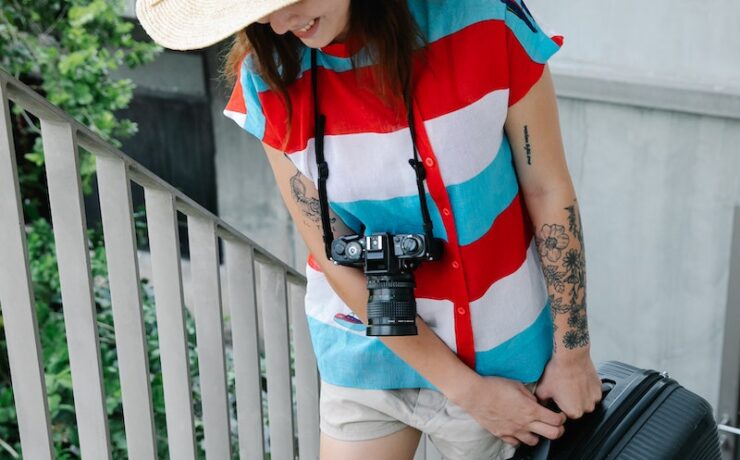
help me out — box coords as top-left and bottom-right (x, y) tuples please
(511, 361), (723, 460)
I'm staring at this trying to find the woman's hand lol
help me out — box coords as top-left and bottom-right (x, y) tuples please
(535, 349), (602, 419)
(448, 374), (567, 447)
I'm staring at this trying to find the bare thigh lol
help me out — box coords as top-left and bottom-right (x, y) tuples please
(320, 426), (422, 460)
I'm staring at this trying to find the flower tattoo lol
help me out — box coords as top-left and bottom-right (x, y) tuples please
(536, 224), (570, 262)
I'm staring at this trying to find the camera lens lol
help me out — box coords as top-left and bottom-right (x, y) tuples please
(365, 273), (418, 336)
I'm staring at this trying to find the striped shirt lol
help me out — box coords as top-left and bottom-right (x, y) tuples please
(225, 0), (564, 389)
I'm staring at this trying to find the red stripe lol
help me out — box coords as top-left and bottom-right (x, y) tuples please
(506, 27), (548, 106)
(307, 253), (323, 272)
(225, 63), (246, 114)
(415, 194), (532, 302)
(258, 20), (513, 153)
(460, 194), (533, 301)
(413, 20), (508, 121)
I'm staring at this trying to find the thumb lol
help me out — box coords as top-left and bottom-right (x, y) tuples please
(534, 381), (552, 401)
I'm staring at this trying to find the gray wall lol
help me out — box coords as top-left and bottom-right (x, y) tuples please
(529, 0), (740, 414)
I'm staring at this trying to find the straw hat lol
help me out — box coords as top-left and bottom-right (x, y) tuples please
(136, 0), (302, 50)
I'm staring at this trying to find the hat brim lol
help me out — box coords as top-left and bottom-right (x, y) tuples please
(136, 0), (302, 50)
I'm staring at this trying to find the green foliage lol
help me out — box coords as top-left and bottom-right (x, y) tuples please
(0, 0), (160, 219)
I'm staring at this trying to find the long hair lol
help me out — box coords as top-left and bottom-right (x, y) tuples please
(224, 0), (425, 127)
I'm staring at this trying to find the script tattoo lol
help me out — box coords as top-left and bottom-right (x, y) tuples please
(523, 125), (533, 165)
(535, 201), (589, 351)
(290, 171), (336, 230)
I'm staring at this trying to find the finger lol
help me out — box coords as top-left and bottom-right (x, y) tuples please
(583, 400), (598, 414)
(500, 436), (520, 447)
(519, 384), (537, 401)
(535, 403), (567, 426)
(534, 383), (552, 401)
(562, 407), (585, 420)
(515, 431), (540, 447)
(527, 420), (566, 440)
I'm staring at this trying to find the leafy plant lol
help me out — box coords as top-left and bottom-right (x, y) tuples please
(0, 0), (160, 220)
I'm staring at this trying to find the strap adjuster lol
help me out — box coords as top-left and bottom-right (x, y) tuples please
(318, 161), (330, 180)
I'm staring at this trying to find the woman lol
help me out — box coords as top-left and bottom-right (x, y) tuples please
(137, 0), (603, 458)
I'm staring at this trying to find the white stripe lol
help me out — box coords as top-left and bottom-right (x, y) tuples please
(424, 89), (509, 187)
(287, 89), (510, 203)
(470, 241), (548, 351)
(289, 130), (420, 202)
(417, 297), (457, 352)
(223, 110), (246, 130)
(304, 266), (363, 335)
(304, 265), (456, 348)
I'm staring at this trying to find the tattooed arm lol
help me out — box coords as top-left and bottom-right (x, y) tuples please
(262, 143), (567, 447)
(505, 65), (602, 419)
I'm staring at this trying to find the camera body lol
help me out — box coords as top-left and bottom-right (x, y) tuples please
(331, 233), (443, 336)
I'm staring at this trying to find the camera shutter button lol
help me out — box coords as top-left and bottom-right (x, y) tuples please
(424, 157), (435, 168)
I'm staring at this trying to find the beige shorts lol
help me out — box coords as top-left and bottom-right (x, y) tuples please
(319, 380), (537, 460)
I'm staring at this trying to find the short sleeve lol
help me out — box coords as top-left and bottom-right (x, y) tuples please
(503, 0), (564, 106)
(223, 54), (269, 143)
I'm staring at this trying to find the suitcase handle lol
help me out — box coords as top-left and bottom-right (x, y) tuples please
(509, 379), (615, 460)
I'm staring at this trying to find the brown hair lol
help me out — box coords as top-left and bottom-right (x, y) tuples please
(224, 0), (425, 123)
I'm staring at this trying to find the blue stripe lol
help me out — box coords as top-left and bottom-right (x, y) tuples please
(448, 136), (519, 246)
(408, 0), (505, 42)
(306, 301), (552, 389)
(307, 316), (434, 389)
(330, 202), (364, 234)
(502, 0), (561, 64)
(329, 137), (518, 246)
(331, 194), (449, 241)
(475, 302), (553, 382)
(241, 57), (267, 140)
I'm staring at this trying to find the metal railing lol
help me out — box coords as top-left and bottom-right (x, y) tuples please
(0, 68), (319, 459)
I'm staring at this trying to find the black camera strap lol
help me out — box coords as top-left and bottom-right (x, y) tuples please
(310, 48), (436, 260)
(311, 49), (334, 260)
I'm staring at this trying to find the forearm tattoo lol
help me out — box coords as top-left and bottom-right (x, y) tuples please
(289, 171), (336, 230)
(523, 125), (533, 165)
(535, 200), (589, 351)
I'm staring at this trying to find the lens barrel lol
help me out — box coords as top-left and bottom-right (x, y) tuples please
(365, 274), (418, 336)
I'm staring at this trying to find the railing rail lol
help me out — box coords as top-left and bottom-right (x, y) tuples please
(0, 67), (318, 459)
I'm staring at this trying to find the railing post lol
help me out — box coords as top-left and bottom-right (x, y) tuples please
(0, 78), (55, 460)
(289, 281), (320, 460)
(40, 118), (112, 459)
(188, 215), (232, 459)
(144, 188), (197, 460)
(224, 240), (266, 460)
(96, 155), (157, 459)
(257, 262), (296, 460)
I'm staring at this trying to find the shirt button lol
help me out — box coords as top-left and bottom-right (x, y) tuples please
(424, 157), (435, 168)
(451, 261), (460, 269)
(457, 307), (467, 315)
(442, 208), (451, 216)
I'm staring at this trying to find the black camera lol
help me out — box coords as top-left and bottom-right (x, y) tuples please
(331, 233), (444, 336)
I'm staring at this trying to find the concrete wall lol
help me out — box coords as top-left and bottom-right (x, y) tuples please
(529, 0), (740, 86)
(529, 0), (740, 413)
